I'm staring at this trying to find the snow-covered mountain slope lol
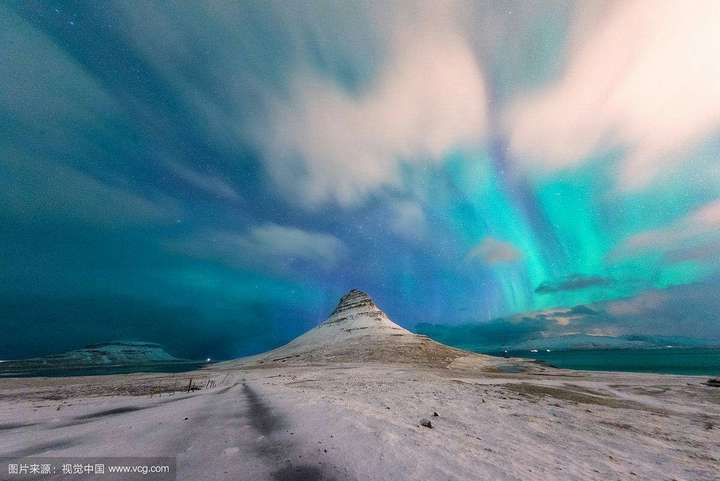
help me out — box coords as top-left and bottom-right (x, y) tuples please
(245, 289), (489, 366)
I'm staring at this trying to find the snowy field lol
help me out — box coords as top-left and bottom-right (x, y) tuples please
(1, 291), (718, 480)
(0, 361), (718, 481)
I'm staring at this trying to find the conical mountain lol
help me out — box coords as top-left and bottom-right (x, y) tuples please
(248, 289), (482, 367)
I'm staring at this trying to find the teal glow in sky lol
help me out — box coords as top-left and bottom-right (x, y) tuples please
(1, 0), (719, 359)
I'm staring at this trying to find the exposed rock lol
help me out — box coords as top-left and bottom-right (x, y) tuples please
(706, 378), (720, 387)
(419, 418), (433, 428)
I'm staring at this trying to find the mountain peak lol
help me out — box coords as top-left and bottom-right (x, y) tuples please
(242, 288), (482, 367)
(326, 289), (381, 323)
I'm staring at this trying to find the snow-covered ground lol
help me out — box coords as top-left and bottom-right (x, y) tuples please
(1, 362), (718, 481)
(1, 291), (718, 480)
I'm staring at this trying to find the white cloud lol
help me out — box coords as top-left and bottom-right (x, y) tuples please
(692, 199), (720, 227)
(165, 160), (239, 201)
(606, 291), (669, 317)
(389, 200), (427, 240)
(256, 10), (487, 207)
(467, 237), (522, 264)
(505, 0), (720, 189)
(170, 223), (346, 271)
(612, 198), (720, 262)
(240, 223), (345, 269)
(108, 1), (489, 209)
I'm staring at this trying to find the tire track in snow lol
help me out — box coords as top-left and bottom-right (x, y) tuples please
(241, 383), (353, 481)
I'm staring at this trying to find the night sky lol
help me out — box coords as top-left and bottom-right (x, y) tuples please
(2, 0), (720, 360)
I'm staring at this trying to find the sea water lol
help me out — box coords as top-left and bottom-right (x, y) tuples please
(504, 348), (720, 376)
(0, 361), (209, 378)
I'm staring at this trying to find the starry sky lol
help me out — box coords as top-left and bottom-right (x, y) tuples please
(2, 0), (720, 360)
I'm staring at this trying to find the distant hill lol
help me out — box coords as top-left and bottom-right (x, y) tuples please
(0, 341), (191, 375)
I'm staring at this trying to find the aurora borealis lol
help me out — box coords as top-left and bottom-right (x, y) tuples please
(2, 0), (719, 360)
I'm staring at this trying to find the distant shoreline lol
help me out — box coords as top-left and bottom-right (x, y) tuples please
(3, 347), (718, 379)
(484, 347), (720, 376)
